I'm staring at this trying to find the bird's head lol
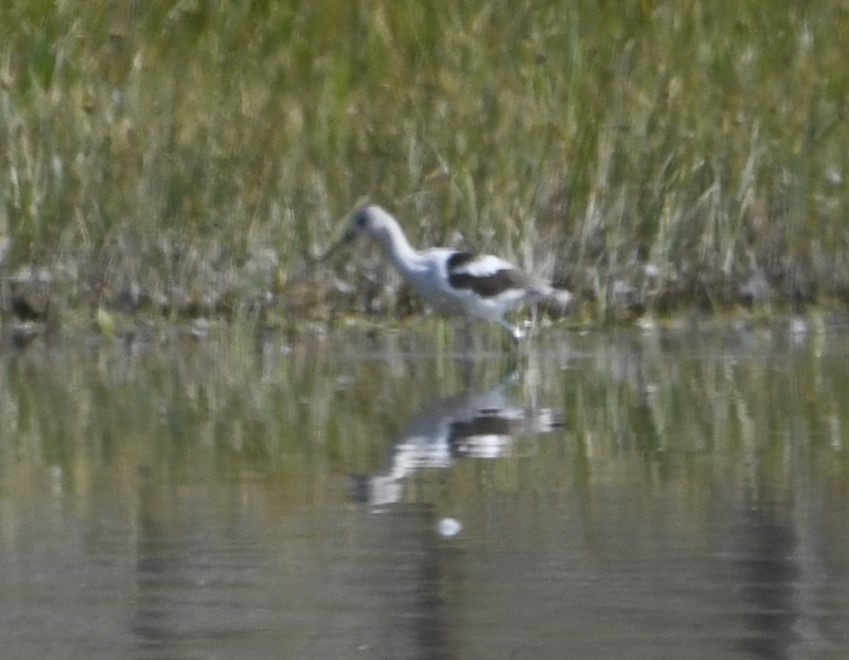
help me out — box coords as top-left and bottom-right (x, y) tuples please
(316, 205), (392, 263)
(342, 205), (393, 242)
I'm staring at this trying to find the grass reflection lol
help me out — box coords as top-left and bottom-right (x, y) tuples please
(2, 325), (848, 658)
(0, 325), (847, 527)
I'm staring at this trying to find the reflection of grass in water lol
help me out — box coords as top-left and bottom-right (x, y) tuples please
(0, 329), (522, 513)
(1, 3), (848, 324)
(1, 330), (847, 522)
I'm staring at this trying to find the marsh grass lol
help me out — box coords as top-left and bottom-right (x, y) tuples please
(1, 2), (848, 328)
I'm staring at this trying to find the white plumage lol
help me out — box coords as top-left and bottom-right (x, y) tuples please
(322, 205), (572, 342)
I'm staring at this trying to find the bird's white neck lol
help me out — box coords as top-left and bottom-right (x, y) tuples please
(374, 220), (425, 277)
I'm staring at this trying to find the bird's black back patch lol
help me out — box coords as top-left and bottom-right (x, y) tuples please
(446, 251), (476, 270)
(446, 251), (529, 298)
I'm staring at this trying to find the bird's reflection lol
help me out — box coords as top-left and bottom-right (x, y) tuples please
(353, 373), (566, 508)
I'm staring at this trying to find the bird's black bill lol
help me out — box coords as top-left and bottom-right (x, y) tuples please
(310, 229), (356, 266)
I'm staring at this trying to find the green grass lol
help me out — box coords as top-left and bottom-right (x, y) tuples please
(1, 1), (848, 327)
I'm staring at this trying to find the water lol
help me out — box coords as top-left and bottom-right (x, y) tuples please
(1, 321), (848, 659)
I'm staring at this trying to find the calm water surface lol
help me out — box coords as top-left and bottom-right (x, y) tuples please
(1, 322), (848, 659)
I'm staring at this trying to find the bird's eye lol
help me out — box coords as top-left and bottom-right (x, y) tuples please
(355, 211), (368, 229)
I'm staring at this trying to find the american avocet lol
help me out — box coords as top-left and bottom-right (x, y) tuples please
(320, 205), (572, 342)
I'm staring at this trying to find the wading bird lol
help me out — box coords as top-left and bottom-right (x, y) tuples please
(319, 205), (572, 343)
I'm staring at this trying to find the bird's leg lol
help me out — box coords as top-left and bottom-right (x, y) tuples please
(497, 319), (525, 345)
(462, 318), (474, 356)
(436, 317), (449, 354)
(529, 305), (539, 339)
